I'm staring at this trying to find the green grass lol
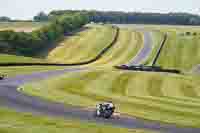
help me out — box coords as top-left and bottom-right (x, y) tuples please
(120, 24), (200, 71)
(0, 54), (45, 63)
(0, 22), (48, 32)
(0, 24), (142, 67)
(144, 31), (164, 65)
(0, 107), (154, 133)
(22, 69), (200, 128)
(4, 24), (200, 129)
(47, 25), (117, 63)
(88, 28), (143, 67)
(156, 31), (200, 71)
(0, 66), (67, 77)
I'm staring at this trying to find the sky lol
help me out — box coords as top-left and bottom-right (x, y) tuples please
(0, 0), (199, 19)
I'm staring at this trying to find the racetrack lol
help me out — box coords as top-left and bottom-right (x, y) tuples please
(0, 68), (200, 133)
(127, 31), (152, 65)
(0, 27), (200, 133)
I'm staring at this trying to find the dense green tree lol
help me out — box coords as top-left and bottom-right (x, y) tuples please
(50, 10), (200, 25)
(0, 16), (11, 22)
(0, 13), (89, 56)
(34, 11), (49, 22)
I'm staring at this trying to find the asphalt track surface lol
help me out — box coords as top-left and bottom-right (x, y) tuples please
(0, 32), (200, 133)
(128, 31), (152, 65)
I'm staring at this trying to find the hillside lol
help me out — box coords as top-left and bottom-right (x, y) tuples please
(157, 29), (200, 71)
(0, 22), (47, 32)
(47, 25), (117, 63)
(0, 107), (154, 133)
(21, 69), (200, 127)
(88, 28), (143, 67)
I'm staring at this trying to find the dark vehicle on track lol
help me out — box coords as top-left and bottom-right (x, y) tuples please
(0, 74), (5, 80)
(95, 102), (115, 119)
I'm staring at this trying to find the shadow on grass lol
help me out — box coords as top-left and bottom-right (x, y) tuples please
(0, 26), (91, 63)
(36, 26), (91, 59)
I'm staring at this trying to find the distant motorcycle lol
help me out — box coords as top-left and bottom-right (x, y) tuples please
(0, 74), (5, 80)
(94, 102), (115, 119)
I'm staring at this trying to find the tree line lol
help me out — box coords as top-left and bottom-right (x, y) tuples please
(50, 10), (200, 25)
(0, 12), (49, 22)
(0, 13), (89, 56)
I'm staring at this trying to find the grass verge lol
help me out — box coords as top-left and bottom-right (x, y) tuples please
(21, 69), (200, 128)
(144, 31), (164, 65)
(0, 107), (155, 133)
(0, 54), (45, 63)
(157, 32), (200, 71)
(0, 66), (67, 77)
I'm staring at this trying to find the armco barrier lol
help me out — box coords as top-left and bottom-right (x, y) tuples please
(152, 33), (167, 66)
(0, 26), (119, 67)
(115, 65), (181, 74)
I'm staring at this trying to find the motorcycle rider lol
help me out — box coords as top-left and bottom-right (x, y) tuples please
(95, 101), (115, 118)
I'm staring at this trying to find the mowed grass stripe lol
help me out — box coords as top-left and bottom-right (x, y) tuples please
(161, 77), (185, 98)
(181, 84), (199, 98)
(76, 27), (116, 61)
(160, 76), (200, 99)
(0, 54), (45, 63)
(108, 31), (143, 65)
(145, 74), (164, 97)
(0, 107), (155, 133)
(89, 29), (131, 66)
(62, 28), (99, 61)
(24, 71), (105, 106)
(144, 31), (164, 65)
(84, 71), (121, 95)
(111, 73), (132, 95)
(67, 27), (105, 61)
(22, 70), (200, 127)
(157, 33), (200, 71)
(36, 70), (200, 114)
(101, 30), (132, 65)
(47, 27), (99, 62)
(89, 29), (142, 67)
(47, 25), (115, 63)
(126, 73), (153, 97)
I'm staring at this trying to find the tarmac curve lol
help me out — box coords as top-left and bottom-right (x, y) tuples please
(128, 31), (153, 65)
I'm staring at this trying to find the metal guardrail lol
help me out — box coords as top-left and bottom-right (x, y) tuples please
(152, 33), (167, 66)
(115, 65), (181, 74)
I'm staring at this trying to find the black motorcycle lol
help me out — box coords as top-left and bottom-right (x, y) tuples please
(0, 74), (5, 80)
(95, 102), (115, 119)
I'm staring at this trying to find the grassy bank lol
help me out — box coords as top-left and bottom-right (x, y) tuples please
(0, 54), (45, 63)
(0, 22), (47, 32)
(88, 28), (143, 67)
(144, 31), (164, 65)
(157, 31), (200, 71)
(22, 69), (200, 127)
(0, 107), (154, 133)
(0, 66), (68, 77)
(118, 24), (200, 69)
(47, 25), (116, 63)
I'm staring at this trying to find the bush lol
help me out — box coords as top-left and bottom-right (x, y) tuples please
(193, 32), (197, 36)
(0, 13), (89, 56)
(186, 32), (191, 36)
